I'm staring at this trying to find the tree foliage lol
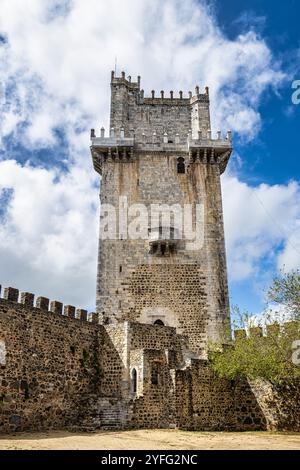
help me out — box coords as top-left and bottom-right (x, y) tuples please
(209, 271), (300, 384)
(267, 269), (300, 320)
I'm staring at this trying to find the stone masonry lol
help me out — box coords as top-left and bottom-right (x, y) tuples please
(91, 71), (232, 357)
(0, 72), (299, 433)
(0, 286), (299, 432)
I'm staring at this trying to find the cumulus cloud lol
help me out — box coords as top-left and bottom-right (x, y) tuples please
(0, 159), (98, 307)
(0, 0), (285, 147)
(222, 175), (300, 282)
(0, 0), (294, 308)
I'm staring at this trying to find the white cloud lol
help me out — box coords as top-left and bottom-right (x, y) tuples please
(0, 159), (98, 307)
(0, 0), (294, 308)
(222, 175), (300, 282)
(0, 0), (285, 146)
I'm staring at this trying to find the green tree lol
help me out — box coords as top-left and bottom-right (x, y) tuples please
(267, 269), (300, 320)
(209, 271), (300, 384)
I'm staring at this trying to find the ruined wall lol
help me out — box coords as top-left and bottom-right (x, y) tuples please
(246, 378), (300, 432)
(130, 349), (176, 429)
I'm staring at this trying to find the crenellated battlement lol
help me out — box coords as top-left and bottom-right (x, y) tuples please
(111, 70), (141, 89)
(90, 126), (232, 175)
(110, 70), (209, 105)
(108, 70), (212, 145)
(91, 126), (232, 142)
(0, 284), (99, 323)
(234, 321), (300, 340)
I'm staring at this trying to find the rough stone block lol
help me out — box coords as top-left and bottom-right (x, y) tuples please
(3, 287), (19, 302)
(50, 301), (63, 315)
(76, 308), (88, 321)
(266, 323), (280, 336)
(20, 292), (34, 307)
(90, 312), (99, 324)
(249, 327), (263, 338)
(36, 296), (49, 311)
(64, 305), (76, 318)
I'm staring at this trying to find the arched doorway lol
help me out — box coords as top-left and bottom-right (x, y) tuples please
(154, 319), (165, 326)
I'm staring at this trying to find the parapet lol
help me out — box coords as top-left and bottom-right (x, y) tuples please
(110, 71), (209, 106)
(234, 321), (300, 340)
(111, 70), (141, 90)
(0, 284), (99, 324)
(90, 127), (232, 175)
(91, 127), (232, 143)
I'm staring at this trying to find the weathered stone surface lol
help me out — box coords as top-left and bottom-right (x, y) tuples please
(36, 296), (49, 311)
(0, 298), (299, 433)
(3, 287), (19, 302)
(64, 305), (76, 318)
(76, 308), (88, 321)
(0, 72), (299, 434)
(20, 292), (34, 307)
(50, 301), (63, 315)
(92, 72), (231, 357)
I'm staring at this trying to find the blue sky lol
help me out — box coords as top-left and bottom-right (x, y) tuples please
(0, 0), (299, 316)
(213, 0), (300, 313)
(218, 0), (299, 186)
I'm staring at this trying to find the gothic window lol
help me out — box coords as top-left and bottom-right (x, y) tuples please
(177, 157), (185, 174)
(131, 368), (137, 393)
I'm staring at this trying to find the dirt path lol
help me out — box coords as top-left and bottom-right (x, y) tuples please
(0, 429), (300, 450)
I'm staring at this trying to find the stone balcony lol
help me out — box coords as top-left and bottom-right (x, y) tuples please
(148, 226), (180, 256)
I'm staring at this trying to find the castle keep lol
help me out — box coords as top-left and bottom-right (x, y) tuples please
(91, 71), (232, 356)
(0, 72), (299, 433)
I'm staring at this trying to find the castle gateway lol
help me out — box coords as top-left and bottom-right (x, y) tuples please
(91, 71), (232, 357)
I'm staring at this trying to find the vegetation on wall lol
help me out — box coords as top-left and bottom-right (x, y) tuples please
(209, 270), (300, 385)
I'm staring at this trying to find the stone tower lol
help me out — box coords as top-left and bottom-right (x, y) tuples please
(91, 71), (232, 356)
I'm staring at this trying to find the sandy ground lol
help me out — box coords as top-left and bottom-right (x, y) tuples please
(0, 429), (300, 450)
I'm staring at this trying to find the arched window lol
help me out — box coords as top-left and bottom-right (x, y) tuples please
(154, 319), (165, 326)
(177, 157), (185, 174)
(131, 368), (137, 393)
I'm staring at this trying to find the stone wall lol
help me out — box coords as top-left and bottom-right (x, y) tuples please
(1, 289), (299, 433)
(94, 72), (231, 356)
(0, 291), (101, 433)
(109, 71), (210, 142)
(97, 154), (230, 356)
(175, 359), (267, 431)
(0, 290), (139, 432)
(126, 322), (186, 429)
(174, 360), (300, 432)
